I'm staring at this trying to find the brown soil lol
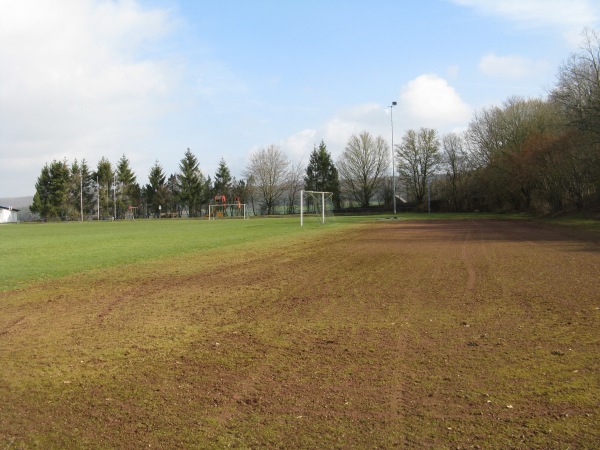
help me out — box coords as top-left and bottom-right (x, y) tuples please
(1, 219), (599, 448)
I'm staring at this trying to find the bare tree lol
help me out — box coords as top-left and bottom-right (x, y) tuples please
(551, 28), (600, 141)
(244, 144), (290, 215)
(286, 160), (304, 214)
(466, 97), (562, 211)
(396, 128), (441, 208)
(442, 132), (472, 211)
(337, 131), (390, 208)
(550, 28), (600, 206)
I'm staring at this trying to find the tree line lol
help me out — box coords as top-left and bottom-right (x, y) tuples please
(389, 28), (600, 214)
(31, 29), (600, 219)
(423, 29), (600, 214)
(30, 142), (343, 220)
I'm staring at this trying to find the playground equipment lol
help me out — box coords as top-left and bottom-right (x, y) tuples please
(126, 205), (138, 220)
(208, 195), (248, 220)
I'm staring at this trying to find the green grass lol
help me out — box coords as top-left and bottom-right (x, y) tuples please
(0, 214), (397, 291)
(0, 217), (350, 291)
(2, 211), (595, 292)
(539, 216), (600, 230)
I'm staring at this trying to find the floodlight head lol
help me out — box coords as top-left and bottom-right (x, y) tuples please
(392, 101), (397, 106)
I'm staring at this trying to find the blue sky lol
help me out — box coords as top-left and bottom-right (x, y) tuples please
(1, 0), (599, 197)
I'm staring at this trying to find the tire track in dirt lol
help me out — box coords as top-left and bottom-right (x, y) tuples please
(461, 227), (477, 294)
(5, 219), (599, 448)
(459, 219), (495, 298)
(206, 225), (411, 444)
(0, 316), (26, 336)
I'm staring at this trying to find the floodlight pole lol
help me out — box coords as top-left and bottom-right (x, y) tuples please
(96, 176), (100, 221)
(113, 173), (116, 220)
(390, 101), (397, 214)
(80, 168), (83, 222)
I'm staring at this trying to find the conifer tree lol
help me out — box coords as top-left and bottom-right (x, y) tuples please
(304, 140), (341, 208)
(213, 158), (233, 199)
(177, 148), (204, 217)
(116, 154), (137, 218)
(30, 159), (71, 219)
(146, 161), (168, 218)
(94, 157), (113, 218)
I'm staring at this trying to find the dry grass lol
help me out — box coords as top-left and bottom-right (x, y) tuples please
(1, 219), (599, 448)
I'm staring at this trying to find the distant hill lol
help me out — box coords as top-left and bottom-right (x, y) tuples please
(0, 196), (33, 209)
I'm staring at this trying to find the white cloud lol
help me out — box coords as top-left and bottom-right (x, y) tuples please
(281, 75), (472, 163)
(282, 129), (317, 160)
(451, 0), (600, 45)
(399, 74), (471, 129)
(0, 0), (178, 196)
(273, 103), (389, 164)
(479, 52), (551, 79)
(323, 103), (383, 145)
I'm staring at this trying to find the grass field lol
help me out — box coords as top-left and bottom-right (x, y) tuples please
(0, 217), (358, 292)
(1, 216), (599, 448)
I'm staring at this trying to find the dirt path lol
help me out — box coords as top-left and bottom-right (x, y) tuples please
(1, 219), (599, 448)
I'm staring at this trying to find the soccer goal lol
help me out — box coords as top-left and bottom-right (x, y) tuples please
(300, 190), (334, 226)
(208, 203), (248, 220)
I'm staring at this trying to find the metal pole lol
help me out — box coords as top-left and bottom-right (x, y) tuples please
(113, 175), (116, 220)
(390, 101), (397, 214)
(80, 169), (83, 222)
(300, 190), (304, 227)
(97, 176), (100, 221)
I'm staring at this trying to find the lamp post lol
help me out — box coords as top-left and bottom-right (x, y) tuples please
(113, 173), (117, 220)
(96, 176), (100, 221)
(80, 168), (83, 222)
(389, 101), (397, 214)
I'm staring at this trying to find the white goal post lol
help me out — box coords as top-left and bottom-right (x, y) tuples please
(208, 203), (248, 220)
(300, 190), (333, 226)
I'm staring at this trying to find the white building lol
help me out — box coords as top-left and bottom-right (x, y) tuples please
(0, 206), (19, 223)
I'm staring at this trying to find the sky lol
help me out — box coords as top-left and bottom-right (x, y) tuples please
(1, 0), (599, 198)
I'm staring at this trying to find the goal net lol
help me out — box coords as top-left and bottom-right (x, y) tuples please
(300, 190), (334, 226)
(208, 203), (248, 220)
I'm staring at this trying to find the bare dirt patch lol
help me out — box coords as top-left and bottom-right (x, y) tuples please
(1, 219), (599, 448)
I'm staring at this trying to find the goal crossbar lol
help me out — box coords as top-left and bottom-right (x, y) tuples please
(300, 190), (333, 226)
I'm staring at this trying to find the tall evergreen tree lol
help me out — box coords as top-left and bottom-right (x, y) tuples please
(116, 154), (137, 219)
(213, 158), (233, 199)
(177, 148), (204, 217)
(145, 161), (168, 218)
(30, 159), (71, 220)
(304, 140), (341, 208)
(30, 163), (51, 219)
(93, 157), (113, 218)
